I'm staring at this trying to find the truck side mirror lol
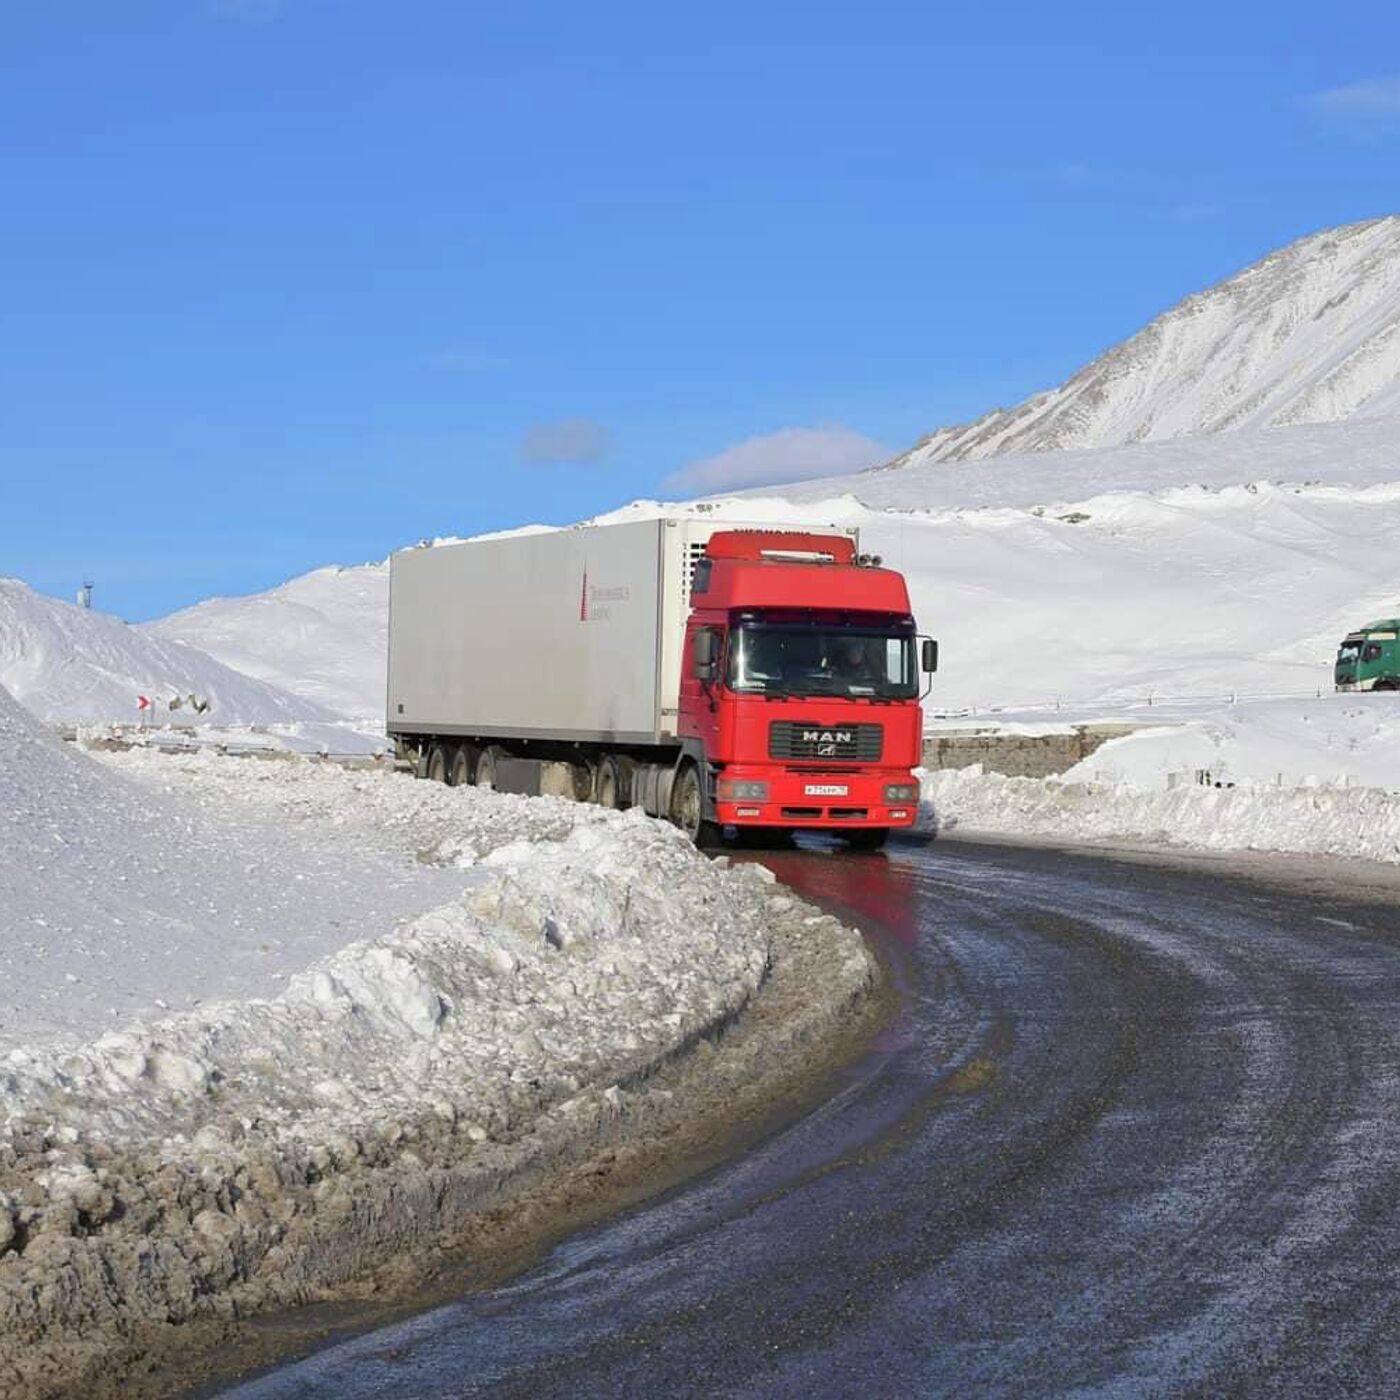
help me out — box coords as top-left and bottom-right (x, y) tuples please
(921, 638), (939, 674)
(692, 629), (718, 681)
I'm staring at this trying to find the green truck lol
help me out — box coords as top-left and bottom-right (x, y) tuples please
(1335, 619), (1400, 691)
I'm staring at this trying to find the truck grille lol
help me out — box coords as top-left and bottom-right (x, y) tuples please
(769, 721), (883, 762)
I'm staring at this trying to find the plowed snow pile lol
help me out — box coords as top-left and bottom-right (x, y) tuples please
(0, 690), (874, 1396)
(0, 683), (465, 1044)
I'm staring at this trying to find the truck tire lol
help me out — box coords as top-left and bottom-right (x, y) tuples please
(425, 743), (451, 784)
(595, 754), (633, 809)
(475, 745), (507, 791)
(670, 763), (721, 848)
(449, 745), (479, 787)
(844, 828), (889, 852)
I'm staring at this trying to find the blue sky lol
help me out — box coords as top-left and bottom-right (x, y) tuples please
(3, 1), (1399, 619)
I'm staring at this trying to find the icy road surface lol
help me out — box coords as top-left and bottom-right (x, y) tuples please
(233, 838), (1400, 1398)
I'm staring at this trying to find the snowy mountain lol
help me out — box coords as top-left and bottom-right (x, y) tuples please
(886, 216), (1400, 469)
(0, 577), (338, 726)
(147, 563), (390, 723)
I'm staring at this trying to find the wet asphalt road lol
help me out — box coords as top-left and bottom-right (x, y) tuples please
(227, 838), (1400, 1397)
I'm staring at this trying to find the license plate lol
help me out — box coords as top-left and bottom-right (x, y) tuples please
(804, 784), (849, 796)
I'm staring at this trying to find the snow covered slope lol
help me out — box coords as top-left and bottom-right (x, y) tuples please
(0, 577), (337, 726)
(886, 216), (1400, 468)
(147, 563), (390, 723)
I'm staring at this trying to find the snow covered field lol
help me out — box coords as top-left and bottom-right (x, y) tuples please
(0, 683), (873, 1395)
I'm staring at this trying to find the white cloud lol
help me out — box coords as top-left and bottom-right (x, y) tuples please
(520, 417), (609, 466)
(662, 425), (890, 497)
(1306, 77), (1400, 126)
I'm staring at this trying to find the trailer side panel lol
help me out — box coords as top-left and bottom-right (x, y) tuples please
(387, 520), (669, 744)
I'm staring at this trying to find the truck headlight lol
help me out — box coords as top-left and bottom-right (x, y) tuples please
(717, 779), (770, 801)
(884, 782), (919, 802)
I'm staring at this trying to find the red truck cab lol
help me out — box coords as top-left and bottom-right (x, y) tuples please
(676, 530), (934, 849)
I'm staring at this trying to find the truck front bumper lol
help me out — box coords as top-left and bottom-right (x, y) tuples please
(712, 769), (921, 829)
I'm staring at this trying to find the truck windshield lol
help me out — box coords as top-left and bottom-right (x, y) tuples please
(1338, 639), (1363, 662)
(728, 625), (918, 699)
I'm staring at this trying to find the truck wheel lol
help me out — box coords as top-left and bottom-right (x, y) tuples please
(475, 745), (506, 791)
(844, 828), (889, 852)
(450, 745), (479, 787)
(425, 743), (451, 784)
(595, 755), (633, 809)
(670, 763), (721, 848)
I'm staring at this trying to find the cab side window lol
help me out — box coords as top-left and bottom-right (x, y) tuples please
(1363, 643), (1383, 662)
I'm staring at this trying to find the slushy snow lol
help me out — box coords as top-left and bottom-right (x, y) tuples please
(0, 678), (873, 1393)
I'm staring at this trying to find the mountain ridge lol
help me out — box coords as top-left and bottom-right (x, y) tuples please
(883, 215), (1400, 470)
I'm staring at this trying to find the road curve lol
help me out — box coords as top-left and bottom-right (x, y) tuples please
(225, 839), (1400, 1398)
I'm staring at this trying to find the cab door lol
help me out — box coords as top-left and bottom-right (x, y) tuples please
(678, 621), (725, 752)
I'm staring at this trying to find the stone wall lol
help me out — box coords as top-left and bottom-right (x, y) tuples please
(922, 723), (1142, 779)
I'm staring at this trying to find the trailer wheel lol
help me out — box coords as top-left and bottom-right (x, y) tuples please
(670, 763), (720, 848)
(595, 754), (633, 809)
(844, 828), (889, 852)
(475, 745), (507, 791)
(450, 745), (479, 787)
(425, 743), (451, 784)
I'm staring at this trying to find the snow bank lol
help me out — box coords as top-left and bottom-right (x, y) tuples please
(0, 735), (875, 1396)
(921, 763), (1400, 866)
(1065, 694), (1400, 791)
(0, 577), (334, 727)
(0, 685), (461, 1045)
(147, 563), (391, 724)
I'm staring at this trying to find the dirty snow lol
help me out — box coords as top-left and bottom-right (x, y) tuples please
(0, 677), (875, 1394)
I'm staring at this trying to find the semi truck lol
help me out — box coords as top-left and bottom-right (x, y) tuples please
(1335, 618), (1400, 691)
(386, 517), (937, 849)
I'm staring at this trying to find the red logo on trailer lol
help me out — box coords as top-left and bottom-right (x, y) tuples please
(137, 695), (151, 711)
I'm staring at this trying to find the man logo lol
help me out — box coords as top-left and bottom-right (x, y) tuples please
(801, 729), (854, 744)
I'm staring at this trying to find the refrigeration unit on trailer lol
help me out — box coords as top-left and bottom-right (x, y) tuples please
(387, 517), (937, 848)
